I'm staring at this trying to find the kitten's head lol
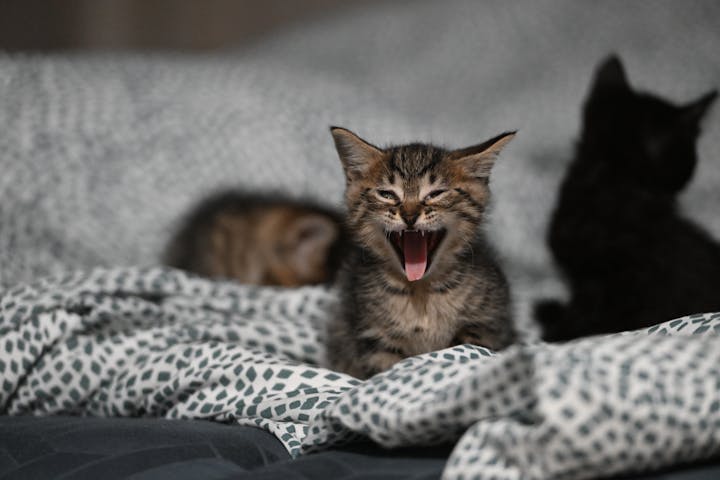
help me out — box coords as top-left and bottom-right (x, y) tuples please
(581, 55), (717, 193)
(213, 205), (342, 287)
(165, 190), (344, 287)
(331, 127), (515, 282)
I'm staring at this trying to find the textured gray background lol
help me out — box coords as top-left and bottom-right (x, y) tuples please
(1, 0), (719, 332)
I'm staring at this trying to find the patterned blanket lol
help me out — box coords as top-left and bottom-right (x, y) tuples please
(2, 267), (719, 479)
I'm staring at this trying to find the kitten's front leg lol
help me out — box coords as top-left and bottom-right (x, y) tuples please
(355, 351), (404, 378)
(331, 339), (403, 379)
(340, 332), (406, 379)
(453, 321), (515, 351)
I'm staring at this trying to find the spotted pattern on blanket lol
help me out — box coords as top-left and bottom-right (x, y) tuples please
(0, 266), (357, 457)
(2, 266), (720, 479)
(303, 314), (720, 480)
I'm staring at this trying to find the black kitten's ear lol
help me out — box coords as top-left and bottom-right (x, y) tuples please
(680, 90), (718, 125)
(591, 55), (630, 92)
(450, 131), (516, 179)
(330, 127), (384, 182)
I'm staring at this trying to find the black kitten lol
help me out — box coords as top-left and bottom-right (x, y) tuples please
(536, 55), (718, 342)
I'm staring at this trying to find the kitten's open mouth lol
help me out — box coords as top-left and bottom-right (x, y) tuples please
(388, 229), (447, 282)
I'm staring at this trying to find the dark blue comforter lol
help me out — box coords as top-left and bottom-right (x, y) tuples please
(1, 416), (718, 480)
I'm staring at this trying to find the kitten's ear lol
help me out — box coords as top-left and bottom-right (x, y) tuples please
(680, 89), (718, 125)
(330, 127), (384, 181)
(591, 55), (630, 92)
(286, 214), (339, 279)
(450, 131), (516, 179)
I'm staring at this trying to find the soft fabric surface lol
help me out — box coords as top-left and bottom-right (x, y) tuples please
(1, 1), (720, 479)
(0, 415), (451, 480)
(0, 268), (352, 457)
(1, 268), (720, 480)
(0, 416), (289, 480)
(4, 416), (720, 480)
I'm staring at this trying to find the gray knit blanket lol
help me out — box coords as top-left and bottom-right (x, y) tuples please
(2, 1), (720, 478)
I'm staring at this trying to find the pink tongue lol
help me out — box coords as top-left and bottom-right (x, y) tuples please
(403, 231), (428, 282)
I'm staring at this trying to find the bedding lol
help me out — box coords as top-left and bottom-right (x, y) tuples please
(1, 0), (720, 479)
(1, 268), (720, 479)
(0, 416), (451, 480)
(2, 417), (720, 480)
(0, 416), (290, 479)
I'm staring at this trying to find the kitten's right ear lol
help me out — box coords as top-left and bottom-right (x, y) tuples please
(450, 131), (516, 179)
(330, 127), (384, 182)
(681, 89), (718, 125)
(591, 55), (630, 92)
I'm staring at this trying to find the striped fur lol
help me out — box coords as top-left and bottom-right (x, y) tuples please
(327, 127), (517, 378)
(163, 191), (345, 287)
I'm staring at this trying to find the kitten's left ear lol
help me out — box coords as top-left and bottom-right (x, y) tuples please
(680, 89), (718, 125)
(286, 214), (339, 279)
(591, 55), (630, 93)
(450, 131), (516, 179)
(330, 126), (384, 182)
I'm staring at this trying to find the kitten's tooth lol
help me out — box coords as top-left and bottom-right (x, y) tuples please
(421, 230), (425, 237)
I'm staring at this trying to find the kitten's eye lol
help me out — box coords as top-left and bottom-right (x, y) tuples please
(376, 190), (399, 202)
(424, 189), (447, 201)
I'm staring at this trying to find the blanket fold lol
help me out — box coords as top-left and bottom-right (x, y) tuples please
(2, 266), (719, 479)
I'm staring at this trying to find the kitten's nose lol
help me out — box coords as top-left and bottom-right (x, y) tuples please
(401, 211), (420, 228)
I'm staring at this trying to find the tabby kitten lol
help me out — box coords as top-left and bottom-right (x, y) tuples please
(164, 191), (345, 287)
(327, 127), (517, 378)
(535, 55), (719, 342)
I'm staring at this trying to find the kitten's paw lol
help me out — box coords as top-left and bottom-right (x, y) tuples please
(452, 325), (515, 351)
(358, 352), (404, 379)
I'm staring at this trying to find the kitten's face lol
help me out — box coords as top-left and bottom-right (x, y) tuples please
(331, 128), (514, 282)
(582, 56), (717, 193)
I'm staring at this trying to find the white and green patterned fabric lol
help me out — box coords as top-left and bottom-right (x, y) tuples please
(2, 1), (720, 479)
(1, 267), (720, 479)
(0, 267), (353, 457)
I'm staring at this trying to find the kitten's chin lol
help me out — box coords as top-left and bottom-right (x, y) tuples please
(387, 229), (447, 282)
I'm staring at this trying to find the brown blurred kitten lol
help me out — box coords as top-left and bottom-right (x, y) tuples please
(327, 127), (517, 379)
(164, 191), (345, 287)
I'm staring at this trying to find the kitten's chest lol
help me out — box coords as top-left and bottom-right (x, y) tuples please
(383, 288), (467, 355)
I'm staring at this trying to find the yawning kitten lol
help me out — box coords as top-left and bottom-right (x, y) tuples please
(327, 127), (517, 378)
(536, 56), (719, 342)
(164, 191), (345, 287)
